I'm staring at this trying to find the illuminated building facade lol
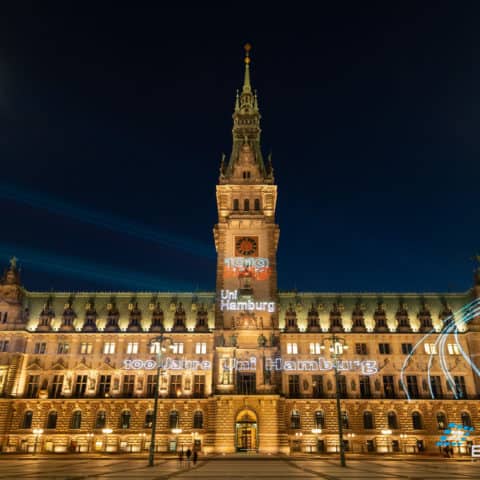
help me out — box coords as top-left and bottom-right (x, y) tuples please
(0, 46), (479, 456)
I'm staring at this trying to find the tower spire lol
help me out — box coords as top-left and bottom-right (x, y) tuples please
(242, 43), (252, 94)
(220, 44), (273, 184)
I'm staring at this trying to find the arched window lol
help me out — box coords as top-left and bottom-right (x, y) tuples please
(193, 411), (203, 429)
(46, 411), (57, 429)
(387, 411), (398, 429)
(363, 411), (374, 429)
(254, 198), (260, 211)
(412, 411), (423, 430)
(120, 410), (131, 429)
(233, 199), (239, 211)
(22, 410), (33, 429)
(341, 411), (349, 429)
(169, 410), (179, 429)
(95, 411), (106, 429)
(244, 199), (250, 211)
(144, 410), (154, 428)
(436, 412), (447, 430)
(71, 411), (82, 429)
(314, 411), (324, 429)
(461, 411), (472, 428)
(290, 410), (301, 429)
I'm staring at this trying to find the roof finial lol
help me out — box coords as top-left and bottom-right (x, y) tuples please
(242, 43), (252, 94)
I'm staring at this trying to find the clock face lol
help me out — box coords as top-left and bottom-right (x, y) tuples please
(235, 236), (258, 256)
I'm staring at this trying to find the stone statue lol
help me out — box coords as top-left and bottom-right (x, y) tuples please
(257, 334), (267, 347)
(230, 334), (238, 347)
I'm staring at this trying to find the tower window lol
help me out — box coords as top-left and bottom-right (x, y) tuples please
(254, 198), (260, 210)
(233, 199), (239, 211)
(243, 171), (251, 179)
(244, 199), (250, 211)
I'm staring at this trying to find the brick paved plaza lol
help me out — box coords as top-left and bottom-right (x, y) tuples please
(1, 455), (480, 479)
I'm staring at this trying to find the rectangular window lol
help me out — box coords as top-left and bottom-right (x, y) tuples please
(383, 375), (395, 398)
(359, 375), (371, 398)
(74, 375), (88, 397)
(195, 342), (207, 354)
(80, 342), (93, 354)
(169, 374), (182, 397)
(34, 342), (47, 354)
(103, 342), (115, 354)
(312, 375), (324, 398)
(337, 375), (347, 397)
(406, 375), (419, 398)
(98, 375), (111, 396)
(57, 343), (70, 354)
(287, 343), (298, 354)
(172, 343), (184, 354)
(193, 375), (205, 397)
(401, 343), (413, 355)
(122, 375), (135, 397)
(355, 343), (367, 355)
(429, 376), (443, 397)
(424, 343), (437, 355)
(25, 375), (39, 398)
(126, 342), (139, 354)
(50, 374), (64, 398)
(454, 376), (467, 398)
(0, 340), (9, 352)
(309, 342), (322, 354)
(146, 374), (157, 397)
(447, 344), (460, 355)
(379, 343), (391, 354)
(288, 374), (300, 397)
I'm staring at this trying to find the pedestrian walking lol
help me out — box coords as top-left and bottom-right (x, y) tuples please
(193, 450), (198, 465)
(186, 448), (192, 467)
(178, 449), (184, 467)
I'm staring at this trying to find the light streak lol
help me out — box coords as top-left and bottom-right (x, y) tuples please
(400, 299), (480, 400)
(0, 183), (215, 259)
(0, 244), (196, 291)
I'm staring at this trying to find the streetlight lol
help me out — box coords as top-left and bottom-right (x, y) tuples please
(148, 334), (173, 467)
(32, 428), (43, 454)
(321, 334), (348, 467)
(102, 428), (112, 453)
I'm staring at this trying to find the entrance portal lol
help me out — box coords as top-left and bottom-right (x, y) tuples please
(235, 409), (258, 452)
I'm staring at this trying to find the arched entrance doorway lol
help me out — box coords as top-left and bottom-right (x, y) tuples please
(235, 409), (258, 452)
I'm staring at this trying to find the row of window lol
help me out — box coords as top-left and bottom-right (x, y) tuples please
(25, 374), (206, 398)
(285, 342), (460, 356)
(287, 374), (468, 399)
(20, 409), (204, 430)
(30, 341), (207, 356)
(289, 409), (473, 431)
(232, 198), (261, 211)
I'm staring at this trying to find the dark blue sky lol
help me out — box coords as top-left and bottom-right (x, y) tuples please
(1, 3), (479, 293)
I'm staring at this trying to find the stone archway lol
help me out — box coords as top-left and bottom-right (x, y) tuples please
(235, 409), (258, 452)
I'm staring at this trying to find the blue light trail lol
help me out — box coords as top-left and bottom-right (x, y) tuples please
(0, 183), (215, 259)
(0, 244), (196, 291)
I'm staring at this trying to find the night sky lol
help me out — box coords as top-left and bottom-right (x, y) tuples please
(1, 3), (479, 293)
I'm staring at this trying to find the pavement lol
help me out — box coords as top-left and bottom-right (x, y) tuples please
(0, 454), (479, 479)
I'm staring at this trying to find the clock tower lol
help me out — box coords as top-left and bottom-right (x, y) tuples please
(213, 44), (280, 335)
